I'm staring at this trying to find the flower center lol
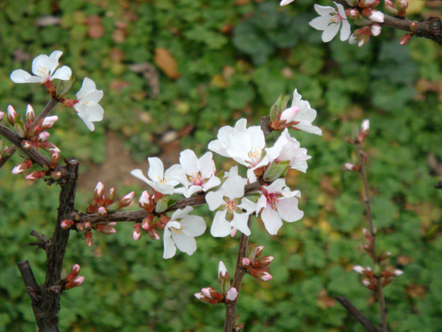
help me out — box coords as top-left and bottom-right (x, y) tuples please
(157, 175), (171, 185)
(331, 13), (344, 23)
(37, 65), (48, 75)
(189, 172), (204, 186)
(171, 225), (183, 235)
(223, 198), (242, 221)
(248, 146), (262, 166)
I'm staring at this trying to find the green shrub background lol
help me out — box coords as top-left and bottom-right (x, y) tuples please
(1, 0), (441, 331)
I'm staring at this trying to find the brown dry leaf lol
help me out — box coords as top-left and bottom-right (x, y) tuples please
(154, 48), (180, 79)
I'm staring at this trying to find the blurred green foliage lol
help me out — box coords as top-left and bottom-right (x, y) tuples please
(1, 0), (442, 331)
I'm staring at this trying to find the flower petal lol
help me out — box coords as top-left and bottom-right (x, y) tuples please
(261, 207), (283, 235)
(172, 232), (197, 256)
(10, 69), (44, 83)
(211, 211), (231, 237)
(277, 197), (304, 222)
(51, 66), (72, 81)
(322, 22), (340, 42)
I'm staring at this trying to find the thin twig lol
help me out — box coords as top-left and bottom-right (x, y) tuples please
(336, 296), (379, 332)
(355, 142), (388, 332)
(223, 215), (253, 332)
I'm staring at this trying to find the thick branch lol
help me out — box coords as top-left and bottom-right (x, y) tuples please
(334, 0), (442, 46)
(0, 98), (58, 168)
(79, 181), (261, 224)
(336, 296), (379, 332)
(223, 215), (253, 332)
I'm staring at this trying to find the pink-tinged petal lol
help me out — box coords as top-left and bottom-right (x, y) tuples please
(261, 207), (283, 235)
(147, 157), (165, 180)
(32, 54), (50, 79)
(335, 2), (347, 18)
(210, 211), (231, 237)
(10, 69), (44, 83)
(340, 20), (352, 41)
(163, 232), (177, 259)
(309, 16), (331, 31)
(206, 191), (225, 211)
(179, 149), (199, 174)
(322, 23), (340, 42)
(51, 66), (72, 81)
(130, 169), (150, 185)
(172, 232), (197, 256)
(181, 215), (206, 237)
(314, 4), (336, 16)
(231, 213), (251, 236)
(276, 197), (304, 222)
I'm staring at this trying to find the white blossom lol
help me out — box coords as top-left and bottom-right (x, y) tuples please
(309, 2), (351, 43)
(74, 77), (104, 131)
(286, 89), (322, 135)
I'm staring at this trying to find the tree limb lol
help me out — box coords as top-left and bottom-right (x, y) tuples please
(336, 296), (379, 332)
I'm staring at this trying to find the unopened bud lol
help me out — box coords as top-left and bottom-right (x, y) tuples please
(139, 191), (153, 210)
(7, 105), (18, 125)
(147, 228), (160, 240)
(202, 287), (224, 302)
(76, 223), (85, 231)
(26, 171), (46, 181)
(12, 159), (33, 174)
(410, 22), (418, 33)
(0, 111), (4, 122)
(96, 224), (116, 234)
(84, 231), (93, 247)
(38, 132), (50, 142)
(97, 206), (108, 217)
(253, 256), (274, 268)
(254, 246), (264, 259)
(41, 116), (58, 130)
(25, 104), (35, 122)
(345, 163), (360, 172)
(133, 223), (142, 240)
(61, 219), (75, 229)
(353, 265), (365, 274)
(65, 276), (85, 290)
(241, 257), (251, 267)
(21, 140), (32, 150)
(50, 152), (60, 168)
(105, 187), (116, 206)
(119, 191), (134, 208)
(84, 222), (92, 229)
(250, 269), (273, 282)
(225, 287), (238, 302)
(400, 33), (411, 45)
(94, 182), (105, 199)
(379, 251), (391, 261)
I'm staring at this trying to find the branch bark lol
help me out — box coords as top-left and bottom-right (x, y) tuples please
(336, 296), (379, 332)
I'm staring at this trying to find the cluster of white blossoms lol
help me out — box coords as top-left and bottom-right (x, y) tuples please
(131, 89), (322, 259)
(10, 50), (104, 131)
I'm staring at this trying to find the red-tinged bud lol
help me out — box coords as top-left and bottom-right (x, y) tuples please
(250, 269), (273, 282)
(97, 206), (108, 217)
(76, 223), (85, 231)
(94, 182), (105, 199)
(41, 116), (58, 130)
(253, 256), (274, 268)
(359, 0), (379, 8)
(50, 152), (60, 168)
(84, 221), (92, 229)
(139, 191), (154, 211)
(105, 187), (116, 206)
(158, 215), (171, 228)
(254, 246), (264, 259)
(410, 22), (418, 33)
(147, 228), (160, 240)
(396, 0), (407, 11)
(345, 163), (360, 172)
(84, 231), (93, 246)
(69, 264), (81, 276)
(119, 191), (134, 208)
(0, 111), (4, 122)
(96, 224), (116, 234)
(65, 276), (85, 290)
(142, 216), (153, 230)
(194, 292), (218, 304)
(25, 104), (35, 122)
(202, 287), (224, 302)
(7, 105), (18, 125)
(37, 132), (50, 142)
(62, 98), (77, 108)
(241, 257), (251, 267)
(26, 171), (46, 181)
(362, 279), (376, 290)
(225, 287), (238, 302)
(61, 219), (75, 229)
(12, 159), (33, 174)
(400, 33), (411, 45)
(133, 223), (142, 241)
(40, 142), (60, 154)
(49, 171), (61, 181)
(353, 265), (366, 274)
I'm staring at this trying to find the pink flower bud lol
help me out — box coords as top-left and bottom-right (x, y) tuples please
(96, 224), (116, 234)
(70, 264), (81, 276)
(12, 159), (33, 174)
(353, 265), (365, 274)
(250, 269), (273, 282)
(253, 256), (274, 268)
(84, 231), (93, 247)
(26, 171), (46, 181)
(139, 191), (152, 210)
(76, 223), (85, 231)
(38, 132), (50, 142)
(142, 216), (153, 230)
(41, 116), (58, 130)
(371, 24), (381, 37)
(119, 191), (134, 208)
(65, 276), (85, 290)
(194, 292), (218, 304)
(97, 206), (108, 217)
(218, 261), (228, 278)
(225, 287), (238, 302)
(0, 111), (4, 122)
(133, 223), (142, 241)
(50, 171), (62, 181)
(105, 187), (116, 206)
(50, 152), (60, 168)
(361, 119), (370, 133)
(280, 106), (300, 123)
(202, 287), (224, 302)
(400, 33), (411, 45)
(61, 219), (75, 229)
(26, 104), (35, 122)
(84, 222), (92, 229)
(7, 105), (18, 125)
(254, 246), (264, 259)
(241, 257), (251, 267)
(94, 182), (105, 199)
(393, 269), (403, 276)
(147, 228), (160, 240)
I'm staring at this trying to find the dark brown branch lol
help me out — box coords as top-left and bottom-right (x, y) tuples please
(0, 98), (58, 168)
(223, 215), (253, 332)
(18, 260), (41, 304)
(333, 0), (442, 46)
(25, 230), (51, 252)
(19, 158), (80, 332)
(336, 296), (379, 332)
(79, 181), (261, 224)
